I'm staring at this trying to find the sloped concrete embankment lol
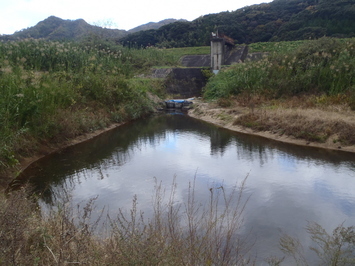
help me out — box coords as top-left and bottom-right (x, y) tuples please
(152, 68), (208, 98)
(151, 46), (251, 98)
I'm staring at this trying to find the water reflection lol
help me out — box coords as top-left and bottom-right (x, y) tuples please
(21, 113), (355, 264)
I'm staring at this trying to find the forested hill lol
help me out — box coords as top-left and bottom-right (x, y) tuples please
(0, 16), (128, 41)
(128, 19), (187, 33)
(2, 0), (353, 46)
(120, 0), (355, 48)
(0, 16), (185, 42)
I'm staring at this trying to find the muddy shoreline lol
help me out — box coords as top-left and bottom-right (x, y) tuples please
(4, 101), (355, 191)
(1, 122), (125, 192)
(187, 100), (355, 154)
(19, 122), (125, 172)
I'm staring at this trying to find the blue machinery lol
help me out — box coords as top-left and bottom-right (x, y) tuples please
(165, 99), (193, 109)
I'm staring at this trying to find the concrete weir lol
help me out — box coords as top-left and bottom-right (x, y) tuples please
(152, 33), (255, 98)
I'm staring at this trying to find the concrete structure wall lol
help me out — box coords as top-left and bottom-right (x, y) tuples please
(210, 38), (225, 70)
(225, 46), (249, 65)
(164, 68), (207, 98)
(151, 40), (253, 98)
(180, 55), (210, 67)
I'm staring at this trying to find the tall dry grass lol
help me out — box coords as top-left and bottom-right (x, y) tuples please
(0, 38), (181, 174)
(2, 178), (354, 265)
(0, 177), (253, 265)
(204, 37), (355, 101)
(234, 106), (355, 145)
(0, 39), (211, 175)
(268, 222), (355, 266)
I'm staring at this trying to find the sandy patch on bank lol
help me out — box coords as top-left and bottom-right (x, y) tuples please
(188, 99), (355, 153)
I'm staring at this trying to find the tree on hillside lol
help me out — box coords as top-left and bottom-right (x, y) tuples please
(119, 0), (355, 48)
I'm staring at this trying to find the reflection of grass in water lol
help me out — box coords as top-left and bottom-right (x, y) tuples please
(2, 177), (355, 265)
(1, 177), (254, 265)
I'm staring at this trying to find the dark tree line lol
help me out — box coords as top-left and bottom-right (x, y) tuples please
(119, 0), (355, 48)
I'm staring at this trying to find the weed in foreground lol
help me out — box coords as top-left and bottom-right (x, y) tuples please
(0, 177), (253, 265)
(269, 222), (355, 266)
(2, 180), (355, 265)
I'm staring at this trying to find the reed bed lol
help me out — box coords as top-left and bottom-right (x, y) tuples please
(235, 106), (355, 145)
(0, 178), (253, 265)
(2, 178), (354, 265)
(0, 39), (180, 173)
(204, 38), (355, 144)
(204, 37), (355, 101)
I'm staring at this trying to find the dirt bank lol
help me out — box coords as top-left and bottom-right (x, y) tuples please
(20, 123), (125, 171)
(188, 99), (355, 153)
(3, 99), (354, 191)
(1, 122), (125, 192)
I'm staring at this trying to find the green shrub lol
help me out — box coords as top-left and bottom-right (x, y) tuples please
(0, 39), (177, 171)
(204, 37), (355, 100)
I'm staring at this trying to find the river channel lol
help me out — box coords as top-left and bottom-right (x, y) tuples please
(22, 112), (355, 264)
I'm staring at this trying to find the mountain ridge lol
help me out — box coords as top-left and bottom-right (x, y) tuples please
(128, 19), (187, 33)
(1, 0), (354, 46)
(120, 0), (355, 47)
(0, 16), (183, 41)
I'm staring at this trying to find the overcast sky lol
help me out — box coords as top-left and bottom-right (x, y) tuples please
(0, 0), (272, 35)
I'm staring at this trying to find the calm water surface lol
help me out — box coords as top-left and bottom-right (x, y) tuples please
(23, 113), (355, 264)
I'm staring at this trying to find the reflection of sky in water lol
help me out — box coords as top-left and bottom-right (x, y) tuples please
(314, 180), (355, 217)
(28, 115), (355, 264)
(277, 152), (298, 173)
(163, 131), (178, 152)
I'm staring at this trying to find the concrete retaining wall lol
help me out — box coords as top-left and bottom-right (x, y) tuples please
(180, 55), (210, 67)
(225, 46), (249, 65)
(164, 68), (207, 98)
(150, 46), (258, 98)
(151, 68), (172, 78)
(152, 68), (207, 98)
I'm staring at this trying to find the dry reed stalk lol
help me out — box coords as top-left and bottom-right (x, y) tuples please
(0, 177), (252, 265)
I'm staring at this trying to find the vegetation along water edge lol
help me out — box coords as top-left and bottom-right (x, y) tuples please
(191, 37), (355, 154)
(0, 37), (186, 188)
(1, 35), (355, 264)
(2, 37), (355, 185)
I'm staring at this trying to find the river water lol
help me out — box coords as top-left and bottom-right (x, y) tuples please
(22, 113), (355, 264)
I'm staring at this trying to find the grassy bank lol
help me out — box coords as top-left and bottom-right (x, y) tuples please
(205, 37), (355, 99)
(234, 99), (355, 146)
(1, 37), (355, 265)
(203, 37), (355, 146)
(0, 38), (189, 179)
